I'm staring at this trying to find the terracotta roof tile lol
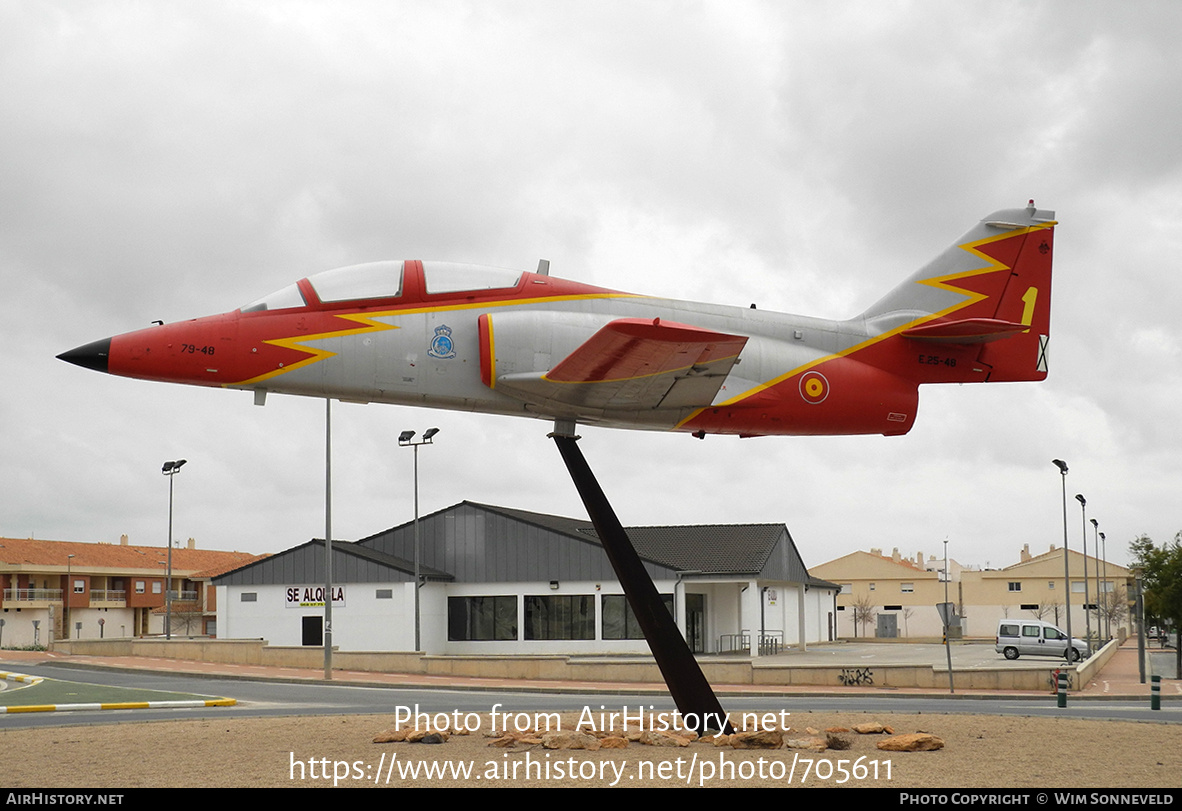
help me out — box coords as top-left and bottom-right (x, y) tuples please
(0, 537), (263, 576)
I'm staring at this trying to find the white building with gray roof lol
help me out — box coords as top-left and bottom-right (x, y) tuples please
(214, 502), (838, 655)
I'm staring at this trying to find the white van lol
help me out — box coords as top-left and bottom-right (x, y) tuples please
(996, 619), (1089, 662)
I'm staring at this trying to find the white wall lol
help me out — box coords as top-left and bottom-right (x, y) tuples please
(217, 583), (415, 651)
(0, 607), (139, 647)
(67, 608), (137, 641)
(216, 577), (839, 655)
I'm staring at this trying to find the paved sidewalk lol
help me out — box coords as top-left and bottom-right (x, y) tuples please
(0, 640), (1173, 701)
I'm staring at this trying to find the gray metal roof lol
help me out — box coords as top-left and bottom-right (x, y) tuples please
(359, 502), (824, 584)
(213, 538), (453, 586)
(214, 502), (834, 588)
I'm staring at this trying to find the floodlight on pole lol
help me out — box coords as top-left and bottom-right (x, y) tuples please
(1099, 530), (1110, 641)
(1052, 460), (1074, 661)
(65, 553), (75, 641)
(161, 459), (187, 641)
(400, 428), (439, 652)
(1075, 493), (1091, 654)
(1091, 517), (1102, 642)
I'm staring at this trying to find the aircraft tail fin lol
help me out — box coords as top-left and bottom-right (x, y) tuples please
(858, 201), (1056, 384)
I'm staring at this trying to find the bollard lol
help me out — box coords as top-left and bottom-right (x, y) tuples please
(1057, 669), (1068, 707)
(1151, 674), (1161, 711)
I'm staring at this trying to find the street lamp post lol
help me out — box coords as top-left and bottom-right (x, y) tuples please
(1090, 518), (1102, 644)
(65, 553), (75, 640)
(1075, 493), (1091, 654)
(1099, 530), (1110, 641)
(399, 428), (439, 652)
(942, 537), (953, 694)
(1052, 460), (1074, 662)
(161, 459), (187, 641)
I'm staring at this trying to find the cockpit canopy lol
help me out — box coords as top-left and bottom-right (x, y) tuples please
(241, 261), (524, 312)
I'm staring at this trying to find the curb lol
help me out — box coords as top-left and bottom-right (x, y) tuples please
(0, 668), (236, 713)
(2, 698), (237, 714)
(1, 670), (45, 687)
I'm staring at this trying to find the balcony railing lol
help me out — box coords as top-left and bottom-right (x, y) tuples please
(3, 588), (130, 605)
(3, 588), (64, 602)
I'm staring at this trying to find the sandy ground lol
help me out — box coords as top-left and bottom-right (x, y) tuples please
(3, 710), (1180, 789)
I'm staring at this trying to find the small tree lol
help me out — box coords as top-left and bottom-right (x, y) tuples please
(163, 603), (204, 637)
(851, 594), (877, 639)
(1030, 599), (1062, 623)
(1130, 532), (1182, 674)
(1097, 584), (1129, 638)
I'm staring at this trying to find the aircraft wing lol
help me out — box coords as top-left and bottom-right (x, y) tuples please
(486, 316), (748, 412)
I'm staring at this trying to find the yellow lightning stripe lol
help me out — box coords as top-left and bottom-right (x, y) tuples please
(228, 292), (642, 387)
(485, 315), (496, 390)
(230, 312), (399, 387)
(675, 221), (1056, 427)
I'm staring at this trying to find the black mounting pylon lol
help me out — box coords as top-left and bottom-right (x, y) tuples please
(551, 430), (734, 736)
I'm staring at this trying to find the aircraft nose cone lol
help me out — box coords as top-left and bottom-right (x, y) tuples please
(57, 338), (111, 373)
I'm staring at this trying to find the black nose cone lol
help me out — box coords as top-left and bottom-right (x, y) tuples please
(57, 338), (111, 373)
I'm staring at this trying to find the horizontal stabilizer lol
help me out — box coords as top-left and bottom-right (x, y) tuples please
(902, 317), (1030, 344)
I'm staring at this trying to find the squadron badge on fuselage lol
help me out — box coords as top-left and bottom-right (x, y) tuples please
(429, 324), (456, 359)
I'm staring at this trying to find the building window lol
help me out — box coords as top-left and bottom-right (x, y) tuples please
(1048, 581), (1055, 589)
(840, 584), (852, 594)
(135, 581), (145, 594)
(602, 594), (673, 640)
(1008, 582), (1022, 592)
(448, 596), (517, 641)
(375, 589), (393, 599)
(883, 605), (903, 611)
(901, 583), (914, 593)
(152, 582), (162, 594)
(1071, 581), (1085, 594)
(241, 592), (257, 602)
(1020, 604), (1038, 611)
(869, 583), (876, 591)
(524, 595), (595, 640)
(73, 580), (85, 594)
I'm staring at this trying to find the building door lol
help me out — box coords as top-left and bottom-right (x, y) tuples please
(302, 615), (323, 646)
(685, 593), (706, 653)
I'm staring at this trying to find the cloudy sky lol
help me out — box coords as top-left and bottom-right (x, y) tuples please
(3, 1), (1179, 573)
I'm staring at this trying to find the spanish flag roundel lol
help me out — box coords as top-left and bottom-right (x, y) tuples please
(799, 370), (829, 404)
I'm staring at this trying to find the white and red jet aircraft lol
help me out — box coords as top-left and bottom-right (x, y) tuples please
(59, 202), (1055, 437)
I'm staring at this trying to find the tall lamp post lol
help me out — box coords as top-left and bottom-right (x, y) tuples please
(65, 553), (75, 640)
(161, 459), (187, 640)
(1075, 493), (1091, 654)
(942, 537), (953, 694)
(1090, 518), (1102, 643)
(1099, 530), (1110, 641)
(1052, 460), (1074, 661)
(399, 428), (439, 652)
